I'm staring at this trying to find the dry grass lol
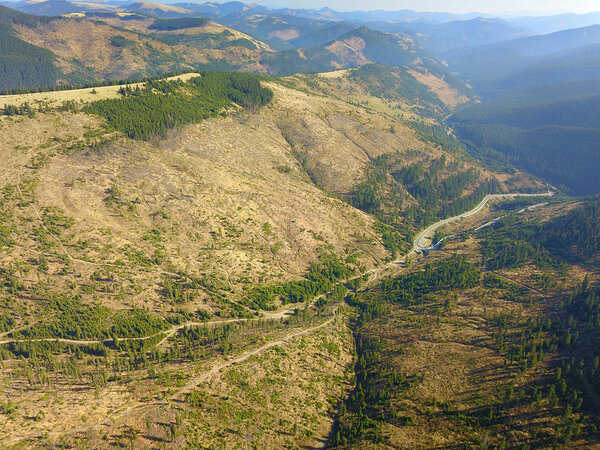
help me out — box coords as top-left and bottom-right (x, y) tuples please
(318, 69), (351, 79)
(407, 67), (469, 108)
(12, 16), (269, 83)
(15, 19), (184, 79)
(0, 79), (394, 319)
(0, 73), (200, 109)
(1, 309), (354, 448)
(267, 79), (438, 194)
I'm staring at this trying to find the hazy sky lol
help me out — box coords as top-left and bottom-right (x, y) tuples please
(262, 0), (600, 15)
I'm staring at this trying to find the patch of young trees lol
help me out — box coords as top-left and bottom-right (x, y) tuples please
(379, 255), (480, 302)
(11, 298), (168, 340)
(479, 215), (566, 271)
(542, 196), (600, 260)
(247, 252), (355, 310)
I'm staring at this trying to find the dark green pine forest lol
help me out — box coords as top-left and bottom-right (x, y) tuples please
(0, 6), (60, 90)
(448, 39), (600, 196)
(85, 72), (273, 139)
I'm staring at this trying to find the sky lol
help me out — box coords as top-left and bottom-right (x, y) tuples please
(261, 0), (600, 15)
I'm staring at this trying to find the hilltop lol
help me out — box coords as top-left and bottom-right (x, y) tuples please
(262, 27), (429, 75)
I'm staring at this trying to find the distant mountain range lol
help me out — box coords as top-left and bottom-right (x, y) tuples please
(261, 26), (431, 75)
(445, 24), (600, 91)
(447, 24), (600, 195)
(2, 0), (600, 194)
(509, 12), (600, 34)
(7, 0), (597, 59)
(0, 3), (460, 89)
(4, 0), (600, 34)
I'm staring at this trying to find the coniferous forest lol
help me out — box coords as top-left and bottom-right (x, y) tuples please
(86, 72), (273, 139)
(0, 6), (59, 90)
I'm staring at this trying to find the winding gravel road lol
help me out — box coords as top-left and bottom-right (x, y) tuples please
(413, 192), (554, 252)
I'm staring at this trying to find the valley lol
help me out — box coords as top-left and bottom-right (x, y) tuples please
(0, 67), (551, 447)
(334, 199), (600, 448)
(413, 192), (554, 251)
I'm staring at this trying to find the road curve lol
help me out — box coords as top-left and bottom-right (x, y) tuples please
(414, 192), (554, 252)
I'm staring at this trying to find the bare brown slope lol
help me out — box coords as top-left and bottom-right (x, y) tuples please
(15, 18), (188, 80)
(13, 16), (271, 81)
(0, 74), (509, 321)
(268, 75), (531, 198)
(0, 80), (404, 318)
(269, 81), (430, 194)
(95, 15), (273, 52)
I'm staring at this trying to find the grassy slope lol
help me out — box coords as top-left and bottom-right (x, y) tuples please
(0, 68), (538, 446)
(0, 77), (389, 446)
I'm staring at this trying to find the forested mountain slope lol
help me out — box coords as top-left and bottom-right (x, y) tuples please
(447, 28), (600, 196)
(0, 5), (62, 89)
(451, 115), (600, 196)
